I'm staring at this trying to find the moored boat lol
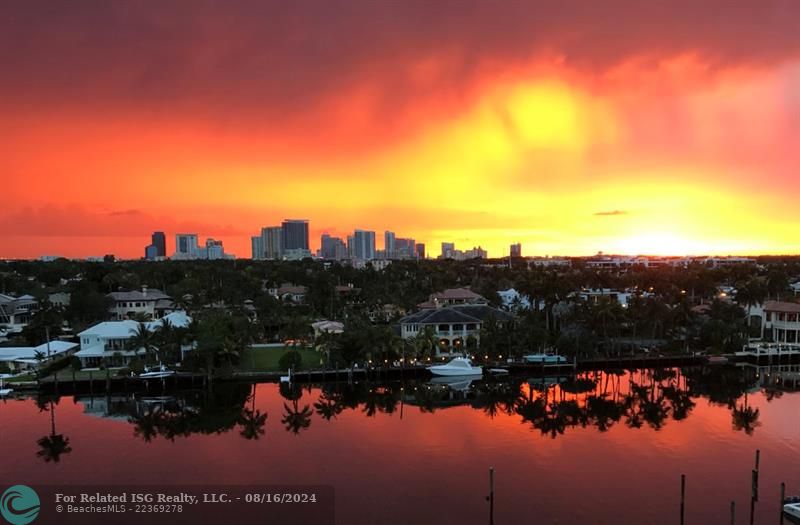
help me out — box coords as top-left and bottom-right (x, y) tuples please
(0, 378), (12, 397)
(427, 357), (482, 377)
(523, 353), (567, 364)
(138, 364), (176, 380)
(784, 501), (800, 524)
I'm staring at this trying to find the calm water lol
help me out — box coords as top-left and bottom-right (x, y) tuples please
(2, 365), (799, 524)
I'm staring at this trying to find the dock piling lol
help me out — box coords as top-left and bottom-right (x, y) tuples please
(487, 467), (495, 525)
(731, 501), (736, 525)
(680, 474), (686, 525)
(780, 482), (785, 525)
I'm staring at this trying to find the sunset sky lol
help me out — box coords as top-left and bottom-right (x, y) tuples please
(2, 1), (800, 259)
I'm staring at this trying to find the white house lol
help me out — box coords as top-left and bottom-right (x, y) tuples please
(497, 288), (532, 311)
(761, 301), (800, 344)
(399, 289), (513, 355)
(75, 311), (191, 367)
(0, 341), (78, 373)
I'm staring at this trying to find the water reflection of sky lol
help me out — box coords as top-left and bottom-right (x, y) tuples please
(2, 366), (799, 525)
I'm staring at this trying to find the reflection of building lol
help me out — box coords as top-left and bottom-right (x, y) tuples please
(741, 364), (800, 392)
(399, 289), (512, 355)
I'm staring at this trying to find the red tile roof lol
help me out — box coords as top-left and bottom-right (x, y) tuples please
(763, 300), (800, 313)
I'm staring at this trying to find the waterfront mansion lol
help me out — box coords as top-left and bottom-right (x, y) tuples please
(399, 288), (513, 355)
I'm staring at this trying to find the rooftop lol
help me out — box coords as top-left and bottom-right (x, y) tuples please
(764, 300), (800, 313)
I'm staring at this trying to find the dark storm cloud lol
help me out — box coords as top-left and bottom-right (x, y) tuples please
(1, 0), (799, 120)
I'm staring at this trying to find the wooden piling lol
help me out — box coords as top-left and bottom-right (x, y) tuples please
(487, 467), (495, 525)
(731, 501), (736, 525)
(780, 483), (785, 525)
(680, 474), (686, 525)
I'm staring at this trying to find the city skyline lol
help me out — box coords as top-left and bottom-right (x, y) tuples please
(3, 2), (800, 259)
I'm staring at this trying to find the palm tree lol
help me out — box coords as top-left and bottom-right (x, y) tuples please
(129, 322), (159, 365)
(218, 337), (242, 368)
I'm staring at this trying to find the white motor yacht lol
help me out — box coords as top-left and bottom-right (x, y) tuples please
(427, 357), (482, 377)
(139, 364), (176, 380)
(784, 502), (800, 523)
(523, 353), (567, 364)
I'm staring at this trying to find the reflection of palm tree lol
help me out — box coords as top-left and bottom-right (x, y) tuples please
(238, 384), (267, 440)
(662, 384), (695, 421)
(131, 411), (161, 442)
(36, 398), (72, 463)
(282, 401), (312, 435)
(731, 393), (761, 435)
(587, 395), (623, 431)
(238, 409), (267, 440)
(314, 389), (344, 421)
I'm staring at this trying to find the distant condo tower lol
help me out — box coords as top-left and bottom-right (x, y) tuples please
(152, 231), (166, 257)
(384, 231), (396, 259)
(510, 243), (522, 258)
(174, 233), (199, 259)
(144, 231), (167, 260)
(352, 229), (376, 260)
(282, 219), (309, 251)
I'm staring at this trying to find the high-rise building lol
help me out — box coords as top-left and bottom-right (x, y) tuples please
(321, 234), (347, 260)
(510, 243), (522, 258)
(251, 236), (264, 260)
(352, 230), (376, 260)
(203, 238), (225, 260)
(261, 226), (283, 259)
(282, 219), (309, 251)
(151, 231), (166, 257)
(384, 231), (396, 259)
(441, 242), (455, 259)
(174, 234), (199, 259)
(144, 244), (159, 260)
(395, 237), (416, 259)
(415, 243), (426, 259)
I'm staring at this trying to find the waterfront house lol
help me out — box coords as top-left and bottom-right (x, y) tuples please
(75, 310), (191, 368)
(399, 289), (513, 355)
(761, 301), (800, 344)
(0, 293), (39, 334)
(107, 286), (174, 320)
(0, 341), (78, 373)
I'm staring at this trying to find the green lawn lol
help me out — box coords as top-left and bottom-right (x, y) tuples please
(239, 346), (323, 372)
